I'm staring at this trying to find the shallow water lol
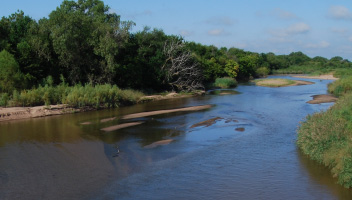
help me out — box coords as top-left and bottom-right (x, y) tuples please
(0, 76), (351, 200)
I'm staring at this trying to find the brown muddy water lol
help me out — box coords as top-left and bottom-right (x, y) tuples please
(0, 76), (351, 200)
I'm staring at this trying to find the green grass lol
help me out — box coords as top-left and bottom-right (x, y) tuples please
(297, 73), (352, 188)
(213, 77), (237, 89)
(297, 93), (352, 188)
(328, 76), (352, 97)
(0, 84), (144, 108)
(273, 65), (333, 75)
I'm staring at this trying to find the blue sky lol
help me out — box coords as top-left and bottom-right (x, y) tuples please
(1, 0), (352, 60)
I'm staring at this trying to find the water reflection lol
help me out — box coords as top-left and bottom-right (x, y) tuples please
(298, 149), (352, 199)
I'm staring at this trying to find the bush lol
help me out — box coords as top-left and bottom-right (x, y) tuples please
(256, 67), (270, 77)
(0, 93), (9, 107)
(328, 76), (352, 97)
(213, 77), (237, 88)
(1, 83), (144, 109)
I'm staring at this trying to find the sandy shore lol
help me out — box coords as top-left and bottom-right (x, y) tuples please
(0, 92), (205, 123)
(292, 74), (338, 80)
(306, 94), (338, 104)
(0, 105), (80, 122)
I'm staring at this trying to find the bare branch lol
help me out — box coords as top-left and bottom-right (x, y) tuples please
(162, 39), (204, 92)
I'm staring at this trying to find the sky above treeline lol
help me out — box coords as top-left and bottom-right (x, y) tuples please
(2, 0), (352, 60)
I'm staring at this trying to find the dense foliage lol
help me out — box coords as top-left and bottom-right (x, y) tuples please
(0, 0), (351, 102)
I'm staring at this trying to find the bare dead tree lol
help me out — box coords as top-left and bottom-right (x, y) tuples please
(162, 39), (204, 92)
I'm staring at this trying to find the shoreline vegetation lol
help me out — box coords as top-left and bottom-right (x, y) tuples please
(297, 72), (352, 188)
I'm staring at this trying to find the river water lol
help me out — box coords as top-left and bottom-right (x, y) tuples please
(0, 76), (351, 200)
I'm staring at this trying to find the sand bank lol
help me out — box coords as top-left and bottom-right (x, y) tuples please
(307, 94), (338, 104)
(121, 105), (213, 120)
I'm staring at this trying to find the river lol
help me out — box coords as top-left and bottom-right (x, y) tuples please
(0, 76), (351, 200)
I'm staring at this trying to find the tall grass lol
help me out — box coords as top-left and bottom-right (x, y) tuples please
(328, 76), (352, 97)
(0, 83), (144, 108)
(298, 72), (352, 188)
(213, 77), (237, 88)
(297, 93), (352, 187)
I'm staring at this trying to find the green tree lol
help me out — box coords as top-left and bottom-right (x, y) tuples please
(0, 50), (24, 93)
(46, 0), (133, 84)
(224, 59), (239, 78)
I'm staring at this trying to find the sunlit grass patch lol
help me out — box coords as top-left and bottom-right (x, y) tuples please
(213, 77), (237, 89)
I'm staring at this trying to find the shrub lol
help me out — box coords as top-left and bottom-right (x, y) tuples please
(0, 93), (9, 107)
(213, 77), (237, 88)
(328, 76), (352, 97)
(256, 67), (270, 77)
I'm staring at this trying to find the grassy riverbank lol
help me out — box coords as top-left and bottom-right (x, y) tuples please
(0, 83), (144, 108)
(297, 74), (352, 188)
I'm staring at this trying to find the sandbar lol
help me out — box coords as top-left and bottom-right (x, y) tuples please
(191, 117), (223, 128)
(307, 94), (338, 104)
(144, 139), (174, 148)
(101, 121), (145, 132)
(121, 105), (212, 120)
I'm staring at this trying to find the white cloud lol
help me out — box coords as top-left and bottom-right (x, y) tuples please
(328, 5), (352, 20)
(208, 29), (224, 36)
(286, 23), (310, 34)
(272, 8), (298, 20)
(305, 41), (330, 48)
(331, 28), (349, 34)
(270, 22), (310, 38)
(205, 16), (237, 26)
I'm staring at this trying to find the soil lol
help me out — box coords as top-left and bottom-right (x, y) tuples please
(0, 105), (80, 122)
(307, 94), (338, 104)
(235, 127), (245, 132)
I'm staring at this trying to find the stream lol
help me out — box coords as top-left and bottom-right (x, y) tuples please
(0, 76), (351, 200)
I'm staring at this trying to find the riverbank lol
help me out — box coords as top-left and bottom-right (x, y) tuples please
(0, 91), (204, 122)
(297, 74), (352, 188)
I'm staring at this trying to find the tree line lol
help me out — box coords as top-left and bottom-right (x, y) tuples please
(1, 0), (351, 94)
